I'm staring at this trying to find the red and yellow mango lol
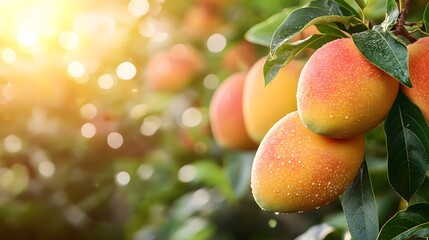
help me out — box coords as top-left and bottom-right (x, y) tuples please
(401, 37), (429, 121)
(251, 111), (365, 213)
(297, 38), (399, 138)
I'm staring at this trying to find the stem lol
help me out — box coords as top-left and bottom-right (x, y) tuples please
(392, 0), (417, 43)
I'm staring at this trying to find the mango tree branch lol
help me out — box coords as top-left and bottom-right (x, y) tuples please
(392, 0), (417, 43)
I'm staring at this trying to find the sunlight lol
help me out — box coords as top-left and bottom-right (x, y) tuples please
(1, 0), (76, 48)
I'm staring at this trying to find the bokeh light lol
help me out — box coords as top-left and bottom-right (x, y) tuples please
(67, 61), (86, 78)
(116, 61), (137, 80)
(203, 73), (220, 89)
(81, 123), (96, 138)
(4, 135), (22, 153)
(1, 48), (17, 63)
(116, 171), (131, 186)
(97, 74), (116, 89)
(128, 0), (150, 18)
(38, 160), (55, 178)
(140, 115), (161, 136)
(107, 132), (124, 149)
(178, 164), (197, 183)
(181, 107), (202, 128)
(207, 33), (227, 53)
(80, 104), (98, 120)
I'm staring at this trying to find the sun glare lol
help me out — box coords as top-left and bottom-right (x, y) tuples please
(1, 0), (75, 49)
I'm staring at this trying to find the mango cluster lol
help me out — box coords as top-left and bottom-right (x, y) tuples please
(210, 35), (429, 213)
(252, 36), (429, 213)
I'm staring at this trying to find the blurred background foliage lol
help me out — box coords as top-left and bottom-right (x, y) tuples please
(0, 0), (400, 239)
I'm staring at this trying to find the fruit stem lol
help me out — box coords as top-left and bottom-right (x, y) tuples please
(393, 0), (417, 43)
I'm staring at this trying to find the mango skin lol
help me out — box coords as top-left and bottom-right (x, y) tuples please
(243, 57), (305, 143)
(251, 111), (365, 213)
(401, 37), (429, 121)
(209, 72), (257, 150)
(297, 38), (399, 138)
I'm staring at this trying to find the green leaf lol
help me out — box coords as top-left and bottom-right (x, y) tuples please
(271, 6), (361, 54)
(191, 160), (236, 202)
(352, 29), (411, 87)
(333, 0), (363, 18)
(382, 0), (399, 30)
(266, 0), (366, 83)
(340, 161), (379, 240)
(245, 11), (291, 47)
(377, 203), (429, 240)
(354, 0), (367, 9)
(424, 3), (429, 32)
(225, 152), (254, 199)
(315, 23), (350, 37)
(410, 176), (429, 205)
(384, 92), (429, 201)
(264, 34), (340, 84)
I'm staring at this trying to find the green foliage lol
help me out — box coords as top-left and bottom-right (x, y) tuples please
(425, 3), (429, 30)
(261, 0), (367, 84)
(378, 203), (429, 240)
(352, 29), (410, 87)
(245, 11), (291, 47)
(340, 161), (379, 240)
(384, 92), (429, 202)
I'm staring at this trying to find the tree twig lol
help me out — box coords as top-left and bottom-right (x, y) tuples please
(392, 0), (417, 43)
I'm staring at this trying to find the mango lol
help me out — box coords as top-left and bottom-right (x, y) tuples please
(251, 111), (365, 213)
(297, 38), (399, 138)
(401, 37), (429, 121)
(243, 57), (305, 143)
(209, 72), (257, 150)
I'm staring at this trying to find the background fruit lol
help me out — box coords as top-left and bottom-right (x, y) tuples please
(144, 44), (203, 92)
(243, 57), (305, 143)
(401, 37), (429, 121)
(297, 38), (399, 138)
(209, 72), (257, 150)
(182, 4), (224, 38)
(221, 41), (259, 73)
(251, 111), (365, 213)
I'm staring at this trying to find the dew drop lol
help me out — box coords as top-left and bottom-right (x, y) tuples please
(274, 212), (280, 215)
(329, 115), (334, 119)
(345, 115), (349, 120)
(297, 211), (304, 214)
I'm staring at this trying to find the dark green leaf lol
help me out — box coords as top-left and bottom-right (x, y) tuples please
(424, 3), (429, 32)
(340, 161), (379, 240)
(245, 11), (291, 47)
(271, 7), (361, 54)
(352, 29), (411, 87)
(410, 176), (429, 204)
(377, 203), (429, 240)
(384, 92), (429, 201)
(267, 0), (366, 83)
(333, 0), (363, 18)
(264, 34), (340, 84)
(315, 23), (350, 37)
